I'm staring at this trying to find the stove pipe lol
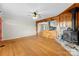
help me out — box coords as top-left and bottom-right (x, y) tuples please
(70, 8), (79, 31)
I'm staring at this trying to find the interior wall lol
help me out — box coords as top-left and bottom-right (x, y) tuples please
(2, 16), (36, 40)
(0, 3), (36, 40)
(59, 13), (72, 28)
(77, 12), (79, 28)
(36, 12), (72, 39)
(55, 13), (72, 35)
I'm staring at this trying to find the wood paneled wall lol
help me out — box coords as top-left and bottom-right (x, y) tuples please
(56, 13), (72, 28)
(36, 13), (72, 37)
(77, 12), (79, 28)
(36, 3), (79, 38)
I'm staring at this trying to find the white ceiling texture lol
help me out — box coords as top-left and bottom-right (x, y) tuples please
(0, 3), (73, 20)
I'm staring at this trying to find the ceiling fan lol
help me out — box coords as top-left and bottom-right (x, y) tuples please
(27, 11), (39, 20)
(27, 9), (45, 20)
(27, 8), (50, 20)
(32, 11), (40, 19)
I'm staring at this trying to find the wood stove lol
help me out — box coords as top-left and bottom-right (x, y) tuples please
(63, 8), (79, 45)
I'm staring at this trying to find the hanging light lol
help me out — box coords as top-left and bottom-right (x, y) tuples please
(32, 12), (38, 20)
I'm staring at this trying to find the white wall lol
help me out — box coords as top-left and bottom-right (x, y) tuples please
(3, 16), (36, 40)
(0, 3), (36, 40)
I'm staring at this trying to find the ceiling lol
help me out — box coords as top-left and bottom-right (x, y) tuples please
(0, 3), (73, 20)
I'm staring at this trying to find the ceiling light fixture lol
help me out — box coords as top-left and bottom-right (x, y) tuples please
(32, 12), (39, 20)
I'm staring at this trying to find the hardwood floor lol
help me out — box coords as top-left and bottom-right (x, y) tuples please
(0, 36), (71, 56)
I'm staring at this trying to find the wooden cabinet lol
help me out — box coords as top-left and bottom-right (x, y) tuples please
(40, 30), (57, 39)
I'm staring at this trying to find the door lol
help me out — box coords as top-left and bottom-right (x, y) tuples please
(0, 17), (2, 41)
